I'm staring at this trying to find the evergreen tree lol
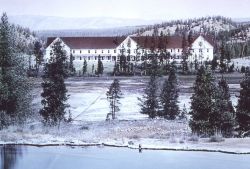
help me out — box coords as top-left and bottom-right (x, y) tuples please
(139, 75), (159, 118)
(181, 34), (189, 74)
(211, 55), (218, 71)
(0, 13), (32, 129)
(40, 40), (69, 126)
(82, 59), (87, 76)
(148, 53), (161, 76)
(189, 66), (215, 135)
(179, 104), (188, 121)
(219, 42), (227, 73)
(92, 64), (94, 74)
(210, 76), (235, 136)
(160, 63), (179, 120)
(106, 79), (122, 120)
(236, 68), (250, 136)
(113, 61), (119, 76)
(68, 53), (75, 76)
(96, 56), (104, 75)
(33, 41), (43, 77)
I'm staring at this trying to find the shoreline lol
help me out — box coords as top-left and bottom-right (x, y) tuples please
(1, 141), (250, 155)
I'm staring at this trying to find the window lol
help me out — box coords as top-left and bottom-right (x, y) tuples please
(102, 50), (104, 53)
(73, 50), (75, 54)
(207, 49), (209, 52)
(88, 57), (90, 60)
(102, 56), (104, 60)
(178, 49), (180, 52)
(108, 50), (110, 53)
(88, 50), (90, 53)
(95, 50), (97, 53)
(80, 56), (82, 60)
(108, 56), (111, 60)
(80, 50), (82, 54)
(95, 56), (97, 60)
(114, 50), (116, 53)
(199, 49), (203, 53)
(171, 49), (173, 52)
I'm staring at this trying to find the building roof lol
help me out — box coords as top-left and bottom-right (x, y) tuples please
(46, 37), (126, 49)
(46, 35), (214, 50)
(131, 36), (183, 49)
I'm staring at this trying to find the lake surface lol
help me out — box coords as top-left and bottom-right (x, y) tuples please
(1, 145), (250, 169)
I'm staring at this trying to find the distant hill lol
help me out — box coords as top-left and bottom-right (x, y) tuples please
(131, 16), (237, 36)
(8, 15), (161, 31)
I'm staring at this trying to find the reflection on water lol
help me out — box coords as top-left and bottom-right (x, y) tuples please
(0, 145), (23, 169)
(1, 145), (250, 169)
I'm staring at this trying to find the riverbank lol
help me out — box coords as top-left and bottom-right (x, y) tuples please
(1, 120), (250, 154)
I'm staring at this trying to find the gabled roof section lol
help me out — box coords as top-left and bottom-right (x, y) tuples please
(191, 35), (215, 47)
(46, 37), (126, 49)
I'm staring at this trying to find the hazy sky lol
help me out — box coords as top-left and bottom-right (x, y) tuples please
(1, 0), (250, 20)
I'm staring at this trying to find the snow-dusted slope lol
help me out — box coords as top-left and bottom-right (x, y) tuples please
(133, 16), (237, 36)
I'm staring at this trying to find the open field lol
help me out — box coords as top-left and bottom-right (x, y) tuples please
(31, 73), (243, 122)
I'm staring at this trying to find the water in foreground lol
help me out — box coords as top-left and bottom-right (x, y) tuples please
(1, 145), (250, 169)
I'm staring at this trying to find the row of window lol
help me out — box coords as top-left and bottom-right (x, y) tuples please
(71, 48), (210, 54)
(71, 49), (138, 54)
(78, 56), (116, 61)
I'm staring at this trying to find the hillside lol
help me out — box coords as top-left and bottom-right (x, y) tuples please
(132, 16), (237, 36)
(10, 24), (41, 54)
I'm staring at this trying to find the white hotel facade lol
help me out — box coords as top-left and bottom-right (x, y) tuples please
(45, 35), (214, 70)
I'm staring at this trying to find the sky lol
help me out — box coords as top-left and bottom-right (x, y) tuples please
(0, 0), (250, 20)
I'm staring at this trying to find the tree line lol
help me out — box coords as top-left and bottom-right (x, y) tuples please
(1, 13), (250, 139)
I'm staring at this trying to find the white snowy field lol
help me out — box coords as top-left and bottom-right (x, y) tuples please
(231, 56), (250, 68)
(2, 75), (248, 153)
(32, 77), (240, 122)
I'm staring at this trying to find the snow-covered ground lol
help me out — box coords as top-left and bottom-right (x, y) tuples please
(2, 75), (249, 154)
(1, 120), (250, 154)
(32, 77), (239, 122)
(231, 56), (250, 68)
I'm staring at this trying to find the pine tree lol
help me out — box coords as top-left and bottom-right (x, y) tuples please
(211, 55), (218, 71)
(68, 53), (75, 76)
(236, 68), (250, 136)
(160, 63), (179, 120)
(189, 66), (215, 135)
(82, 59), (87, 76)
(40, 40), (69, 126)
(219, 42), (227, 73)
(139, 75), (159, 118)
(210, 76), (235, 136)
(96, 56), (104, 75)
(0, 13), (32, 129)
(106, 79), (122, 120)
(92, 64), (94, 74)
(181, 33), (189, 74)
(33, 41), (43, 77)
(179, 104), (188, 121)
